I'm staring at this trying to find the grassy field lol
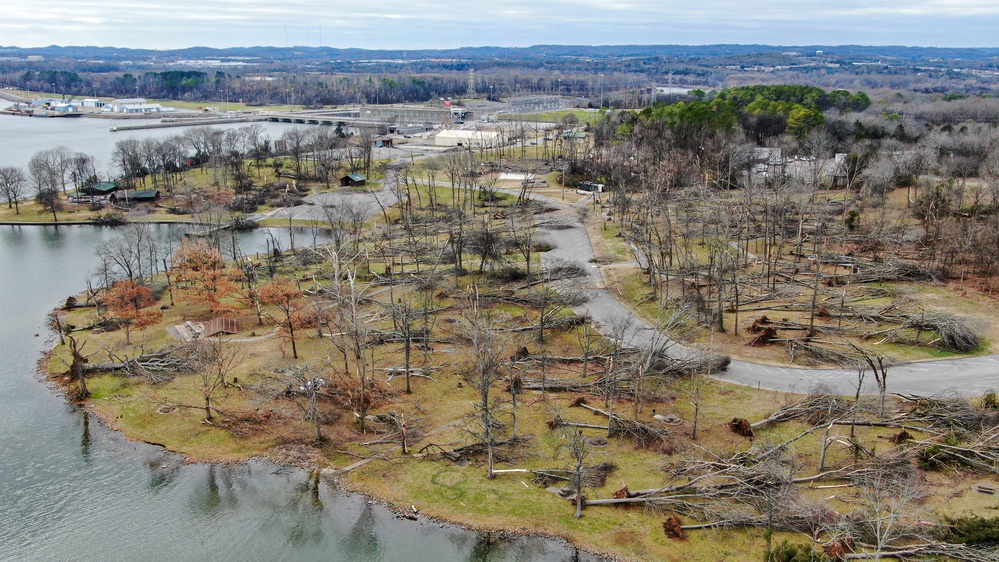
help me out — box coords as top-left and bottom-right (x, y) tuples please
(48, 228), (999, 561)
(57, 300), (999, 561)
(32, 140), (999, 560)
(588, 186), (999, 368)
(499, 109), (600, 124)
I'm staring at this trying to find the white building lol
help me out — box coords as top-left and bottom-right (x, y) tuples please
(104, 98), (172, 113)
(111, 98), (146, 106)
(50, 103), (79, 114)
(434, 129), (500, 148)
(119, 103), (171, 114)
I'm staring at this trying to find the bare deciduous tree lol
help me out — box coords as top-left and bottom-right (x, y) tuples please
(326, 251), (374, 433)
(191, 338), (242, 422)
(848, 455), (925, 561)
(556, 425), (590, 518)
(0, 166), (28, 214)
(462, 287), (508, 479)
(288, 367), (327, 442)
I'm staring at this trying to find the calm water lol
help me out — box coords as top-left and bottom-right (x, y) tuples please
(0, 118), (597, 561)
(0, 102), (295, 171)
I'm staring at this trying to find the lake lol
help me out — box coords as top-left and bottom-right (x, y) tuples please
(0, 117), (598, 561)
(0, 101), (295, 171)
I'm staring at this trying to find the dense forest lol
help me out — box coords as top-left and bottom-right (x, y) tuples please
(3, 44), (999, 106)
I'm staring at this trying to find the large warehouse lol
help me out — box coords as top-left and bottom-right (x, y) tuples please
(434, 129), (501, 148)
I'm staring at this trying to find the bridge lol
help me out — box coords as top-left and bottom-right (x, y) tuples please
(259, 105), (470, 133)
(107, 104), (472, 133)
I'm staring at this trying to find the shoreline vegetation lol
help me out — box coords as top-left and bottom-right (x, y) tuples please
(20, 82), (999, 560)
(68, 382), (604, 560)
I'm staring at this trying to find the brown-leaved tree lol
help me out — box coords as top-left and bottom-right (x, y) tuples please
(103, 279), (162, 344)
(258, 276), (308, 359)
(170, 240), (241, 315)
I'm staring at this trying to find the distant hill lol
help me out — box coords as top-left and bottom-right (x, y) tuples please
(3, 43), (997, 103)
(2, 44), (999, 64)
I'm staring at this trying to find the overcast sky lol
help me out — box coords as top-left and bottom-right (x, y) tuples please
(2, 1), (997, 50)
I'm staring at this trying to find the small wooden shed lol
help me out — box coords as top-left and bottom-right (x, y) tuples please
(203, 317), (239, 337)
(340, 173), (367, 187)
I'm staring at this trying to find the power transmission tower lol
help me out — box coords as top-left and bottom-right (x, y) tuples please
(466, 69), (476, 97)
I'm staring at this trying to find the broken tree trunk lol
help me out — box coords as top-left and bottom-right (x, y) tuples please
(577, 403), (670, 447)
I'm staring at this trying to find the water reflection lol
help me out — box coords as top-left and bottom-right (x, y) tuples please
(146, 453), (183, 493)
(341, 500), (383, 560)
(469, 532), (498, 561)
(0, 224), (604, 562)
(40, 223), (69, 250)
(308, 470), (323, 509)
(188, 464), (238, 517)
(2, 224), (26, 244)
(456, 529), (590, 562)
(281, 471), (325, 548)
(80, 410), (91, 462)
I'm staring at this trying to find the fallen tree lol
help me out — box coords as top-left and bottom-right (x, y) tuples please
(83, 345), (197, 382)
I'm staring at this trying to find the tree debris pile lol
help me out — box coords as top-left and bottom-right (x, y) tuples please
(419, 436), (533, 464)
(267, 367), (399, 420)
(897, 392), (999, 436)
(532, 462), (617, 488)
(642, 348), (731, 378)
(902, 313), (985, 353)
(752, 389), (849, 428)
(83, 345), (199, 383)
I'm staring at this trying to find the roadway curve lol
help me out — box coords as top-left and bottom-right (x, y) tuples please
(536, 194), (999, 396)
(258, 168), (999, 396)
(251, 170), (400, 224)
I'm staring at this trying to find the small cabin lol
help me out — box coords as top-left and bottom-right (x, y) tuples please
(128, 189), (160, 202)
(340, 173), (367, 187)
(110, 189), (160, 206)
(78, 182), (119, 196)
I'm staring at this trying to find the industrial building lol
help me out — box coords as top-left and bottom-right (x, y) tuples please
(434, 129), (501, 148)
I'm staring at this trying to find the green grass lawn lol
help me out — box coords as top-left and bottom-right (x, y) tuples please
(499, 109), (599, 124)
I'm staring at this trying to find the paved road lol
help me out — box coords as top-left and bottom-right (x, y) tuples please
(251, 171), (400, 223)
(724, 356), (999, 396)
(251, 144), (447, 224)
(263, 167), (999, 396)
(536, 194), (999, 396)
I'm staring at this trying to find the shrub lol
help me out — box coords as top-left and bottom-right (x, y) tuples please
(764, 540), (833, 562)
(94, 212), (128, 226)
(982, 389), (999, 410)
(488, 266), (528, 282)
(941, 515), (999, 544)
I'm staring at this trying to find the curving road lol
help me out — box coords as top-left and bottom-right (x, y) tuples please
(262, 167), (999, 397)
(536, 194), (999, 396)
(251, 172), (400, 224)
